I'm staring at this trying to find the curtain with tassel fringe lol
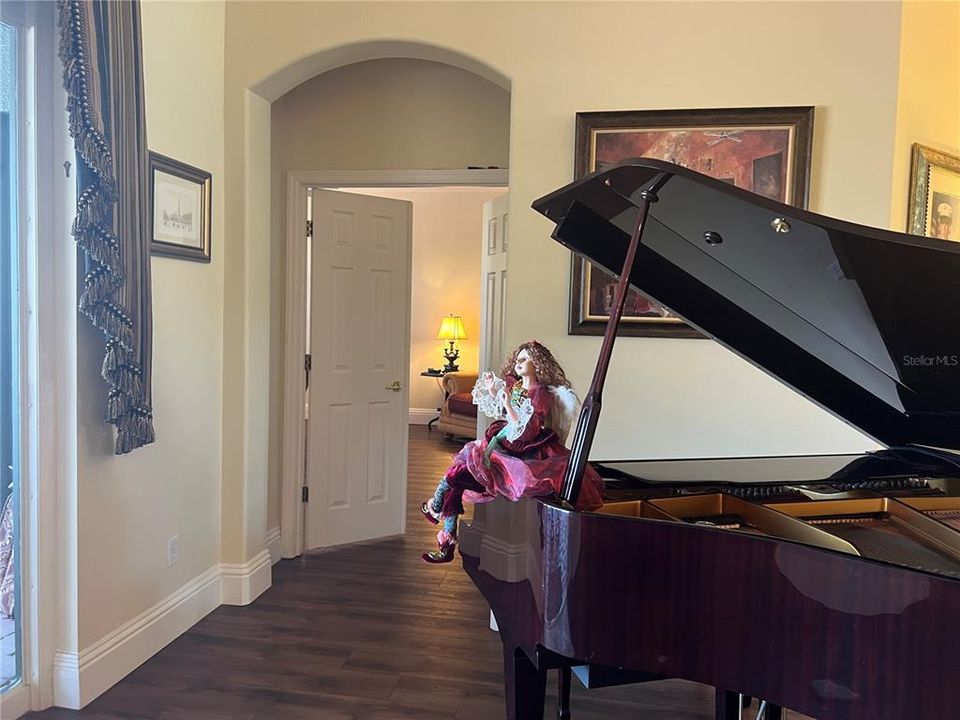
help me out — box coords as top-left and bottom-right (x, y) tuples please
(57, 0), (155, 454)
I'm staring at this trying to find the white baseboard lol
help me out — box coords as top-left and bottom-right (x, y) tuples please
(49, 552), (274, 711)
(52, 651), (80, 710)
(2, 681), (32, 719)
(479, 535), (531, 583)
(265, 526), (282, 565)
(53, 564), (221, 710)
(408, 408), (437, 425)
(459, 506), (530, 584)
(221, 550), (272, 606)
(458, 516), (485, 557)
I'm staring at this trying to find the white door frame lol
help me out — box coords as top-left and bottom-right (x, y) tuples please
(281, 168), (509, 558)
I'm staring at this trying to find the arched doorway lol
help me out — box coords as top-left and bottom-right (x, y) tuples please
(260, 44), (512, 556)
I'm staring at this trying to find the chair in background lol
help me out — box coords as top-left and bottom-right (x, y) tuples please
(436, 372), (479, 440)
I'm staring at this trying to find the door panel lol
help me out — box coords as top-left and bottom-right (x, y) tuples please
(477, 195), (509, 439)
(307, 189), (412, 549)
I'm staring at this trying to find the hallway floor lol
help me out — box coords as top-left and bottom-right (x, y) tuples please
(26, 426), (813, 719)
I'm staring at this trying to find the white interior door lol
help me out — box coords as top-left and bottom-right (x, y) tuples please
(477, 194), (509, 439)
(306, 189), (412, 549)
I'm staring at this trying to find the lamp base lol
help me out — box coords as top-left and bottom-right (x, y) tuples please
(442, 345), (460, 373)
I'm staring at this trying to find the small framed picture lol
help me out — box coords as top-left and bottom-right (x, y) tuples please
(149, 152), (212, 262)
(908, 144), (960, 242)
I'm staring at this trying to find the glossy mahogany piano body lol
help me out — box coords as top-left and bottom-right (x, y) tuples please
(462, 159), (960, 719)
(463, 462), (960, 719)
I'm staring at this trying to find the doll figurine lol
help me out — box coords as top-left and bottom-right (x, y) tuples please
(420, 341), (605, 563)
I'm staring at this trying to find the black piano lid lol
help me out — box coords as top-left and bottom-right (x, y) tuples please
(532, 158), (960, 451)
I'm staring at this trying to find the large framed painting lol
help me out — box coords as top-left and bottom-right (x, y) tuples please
(571, 106), (815, 337)
(149, 152), (212, 263)
(908, 143), (960, 242)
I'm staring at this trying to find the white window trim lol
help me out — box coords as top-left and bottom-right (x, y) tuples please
(3, 0), (32, 707)
(3, 2), (78, 716)
(31, 1), (78, 713)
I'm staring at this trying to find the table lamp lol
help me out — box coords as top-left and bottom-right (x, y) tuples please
(437, 314), (467, 372)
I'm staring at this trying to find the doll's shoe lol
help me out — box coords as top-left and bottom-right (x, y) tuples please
(420, 501), (440, 525)
(421, 541), (456, 564)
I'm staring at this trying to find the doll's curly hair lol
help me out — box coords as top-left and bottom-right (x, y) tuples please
(500, 341), (571, 388)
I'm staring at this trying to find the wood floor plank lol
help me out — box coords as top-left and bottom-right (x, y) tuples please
(26, 426), (810, 719)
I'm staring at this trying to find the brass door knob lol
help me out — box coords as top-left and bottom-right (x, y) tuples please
(385, 380), (402, 392)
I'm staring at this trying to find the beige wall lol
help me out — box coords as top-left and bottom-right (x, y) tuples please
(890, 0), (960, 230)
(225, 2), (910, 544)
(267, 60), (510, 529)
(271, 58), (510, 172)
(63, 0), (960, 700)
(77, 0), (225, 648)
(64, 0), (960, 702)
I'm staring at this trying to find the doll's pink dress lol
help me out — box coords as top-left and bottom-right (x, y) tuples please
(445, 378), (604, 512)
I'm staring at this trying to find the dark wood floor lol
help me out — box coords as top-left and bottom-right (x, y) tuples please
(28, 426), (809, 719)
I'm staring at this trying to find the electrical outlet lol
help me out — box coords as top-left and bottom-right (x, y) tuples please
(167, 535), (179, 567)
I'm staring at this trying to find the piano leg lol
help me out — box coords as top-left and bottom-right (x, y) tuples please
(765, 705), (783, 720)
(715, 688), (743, 720)
(557, 665), (572, 720)
(503, 645), (546, 720)
(752, 700), (784, 720)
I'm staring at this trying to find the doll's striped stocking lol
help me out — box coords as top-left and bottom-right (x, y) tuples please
(429, 477), (449, 514)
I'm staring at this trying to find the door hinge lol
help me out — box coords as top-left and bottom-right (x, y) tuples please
(306, 220), (313, 238)
(302, 486), (309, 503)
(304, 354), (312, 372)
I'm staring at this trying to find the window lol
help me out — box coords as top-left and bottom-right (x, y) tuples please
(0, 8), (23, 695)
(0, 4), (71, 713)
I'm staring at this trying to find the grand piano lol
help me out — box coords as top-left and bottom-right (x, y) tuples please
(460, 158), (960, 720)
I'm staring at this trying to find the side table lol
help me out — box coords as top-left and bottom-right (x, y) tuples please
(420, 370), (446, 431)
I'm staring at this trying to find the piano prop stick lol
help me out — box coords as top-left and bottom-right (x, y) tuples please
(561, 172), (669, 506)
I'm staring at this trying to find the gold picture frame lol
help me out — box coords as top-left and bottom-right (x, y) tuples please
(908, 143), (960, 242)
(571, 107), (814, 337)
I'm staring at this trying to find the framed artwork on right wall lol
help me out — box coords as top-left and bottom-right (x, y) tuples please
(570, 106), (815, 337)
(908, 143), (960, 242)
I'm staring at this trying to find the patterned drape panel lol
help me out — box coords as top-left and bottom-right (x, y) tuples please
(57, 0), (155, 454)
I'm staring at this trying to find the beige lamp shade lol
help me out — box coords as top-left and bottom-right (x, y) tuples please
(437, 315), (467, 341)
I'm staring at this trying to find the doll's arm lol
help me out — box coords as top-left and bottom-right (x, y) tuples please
(503, 393), (520, 425)
(472, 372), (507, 419)
(505, 386), (553, 443)
(504, 393), (536, 442)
